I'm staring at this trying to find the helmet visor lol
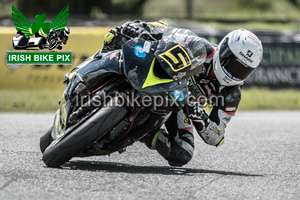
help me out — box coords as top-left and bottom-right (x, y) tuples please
(219, 42), (255, 81)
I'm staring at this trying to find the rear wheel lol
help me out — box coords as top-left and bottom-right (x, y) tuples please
(42, 97), (128, 168)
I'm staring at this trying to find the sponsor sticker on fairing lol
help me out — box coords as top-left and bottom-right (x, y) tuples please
(143, 41), (151, 53)
(134, 45), (146, 58)
(110, 52), (117, 60)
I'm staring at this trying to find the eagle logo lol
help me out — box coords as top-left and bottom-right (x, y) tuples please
(12, 5), (69, 37)
(12, 5), (70, 50)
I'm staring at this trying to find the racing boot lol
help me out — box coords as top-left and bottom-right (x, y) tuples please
(140, 128), (194, 166)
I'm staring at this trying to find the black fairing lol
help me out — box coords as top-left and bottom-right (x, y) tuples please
(122, 38), (189, 99)
(77, 50), (122, 88)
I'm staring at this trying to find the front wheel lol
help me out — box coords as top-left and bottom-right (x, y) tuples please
(40, 127), (53, 153)
(42, 97), (128, 168)
(48, 40), (57, 50)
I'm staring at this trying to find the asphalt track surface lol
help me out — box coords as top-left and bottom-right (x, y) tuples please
(0, 111), (299, 200)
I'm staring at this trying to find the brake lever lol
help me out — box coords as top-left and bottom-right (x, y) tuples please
(138, 31), (157, 41)
(109, 29), (157, 41)
(109, 30), (132, 40)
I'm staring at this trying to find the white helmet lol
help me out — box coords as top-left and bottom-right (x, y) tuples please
(213, 29), (263, 86)
(64, 26), (70, 35)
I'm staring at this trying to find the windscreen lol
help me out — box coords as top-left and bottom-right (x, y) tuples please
(155, 28), (207, 79)
(158, 28), (207, 68)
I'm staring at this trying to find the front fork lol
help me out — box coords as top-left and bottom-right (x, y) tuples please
(51, 110), (61, 140)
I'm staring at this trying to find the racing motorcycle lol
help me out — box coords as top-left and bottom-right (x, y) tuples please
(40, 28), (207, 168)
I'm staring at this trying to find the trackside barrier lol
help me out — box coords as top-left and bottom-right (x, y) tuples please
(1, 27), (299, 89)
(198, 30), (300, 89)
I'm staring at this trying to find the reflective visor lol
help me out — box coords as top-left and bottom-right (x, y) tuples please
(219, 41), (255, 81)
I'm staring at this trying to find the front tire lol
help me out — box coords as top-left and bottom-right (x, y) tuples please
(42, 97), (128, 168)
(48, 40), (57, 50)
(40, 127), (53, 153)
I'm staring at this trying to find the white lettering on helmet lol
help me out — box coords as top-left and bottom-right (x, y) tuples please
(239, 51), (253, 63)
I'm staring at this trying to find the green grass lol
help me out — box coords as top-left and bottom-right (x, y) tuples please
(0, 88), (299, 112)
(240, 88), (300, 110)
(0, 89), (62, 112)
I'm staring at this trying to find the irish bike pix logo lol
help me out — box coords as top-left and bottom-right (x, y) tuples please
(6, 5), (72, 65)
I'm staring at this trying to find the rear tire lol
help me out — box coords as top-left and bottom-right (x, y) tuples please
(40, 127), (53, 153)
(42, 97), (128, 168)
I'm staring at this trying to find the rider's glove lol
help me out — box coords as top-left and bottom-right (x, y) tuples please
(104, 32), (117, 44)
(121, 21), (146, 38)
(200, 121), (224, 147)
(188, 103), (209, 133)
(102, 30), (125, 53)
(188, 104), (224, 147)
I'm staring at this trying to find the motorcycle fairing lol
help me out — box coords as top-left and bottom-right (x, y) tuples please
(77, 50), (122, 89)
(142, 57), (173, 88)
(122, 38), (189, 97)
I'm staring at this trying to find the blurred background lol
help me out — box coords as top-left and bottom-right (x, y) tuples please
(0, 0), (300, 112)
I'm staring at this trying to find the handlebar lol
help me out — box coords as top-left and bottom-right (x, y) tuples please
(109, 29), (157, 41)
(109, 30), (132, 40)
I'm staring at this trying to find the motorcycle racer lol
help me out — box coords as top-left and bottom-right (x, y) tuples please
(101, 20), (263, 166)
(45, 26), (70, 50)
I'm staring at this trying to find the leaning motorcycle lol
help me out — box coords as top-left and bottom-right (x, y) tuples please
(40, 28), (207, 168)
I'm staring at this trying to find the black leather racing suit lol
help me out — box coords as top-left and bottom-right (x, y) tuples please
(102, 20), (241, 166)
